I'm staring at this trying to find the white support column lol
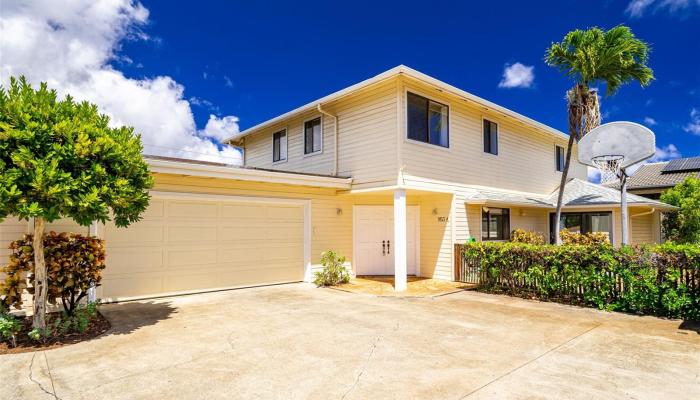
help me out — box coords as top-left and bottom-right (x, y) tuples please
(621, 175), (629, 246)
(394, 189), (407, 292)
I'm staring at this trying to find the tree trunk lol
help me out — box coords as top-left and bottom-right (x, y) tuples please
(553, 85), (601, 244)
(32, 217), (47, 329)
(553, 134), (576, 244)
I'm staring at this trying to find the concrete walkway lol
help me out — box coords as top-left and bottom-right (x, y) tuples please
(335, 276), (473, 297)
(1, 283), (699, 399)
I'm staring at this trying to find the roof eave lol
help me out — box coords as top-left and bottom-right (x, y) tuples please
(228, 65), (569, 143)
(147, 158), (353, 189)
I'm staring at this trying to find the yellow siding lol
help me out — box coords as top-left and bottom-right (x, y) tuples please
(243, 80), (399, 186)
(399, 78), (588, 194)
(631, 211), (655, 245)
(0, 217), (26, 270)
(510, 207), (549, 238)
(418, 194), (454, 280)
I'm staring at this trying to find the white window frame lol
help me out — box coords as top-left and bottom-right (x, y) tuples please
(555, 144), (565, 172)
(303, 116), (323, 157)
(271, 128), (288, 164)
(481, 117), (499, 157)
(403, 88), (451, 151)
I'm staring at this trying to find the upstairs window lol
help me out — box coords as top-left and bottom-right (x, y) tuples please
(483, 119), (498, 155)
(304, 117), (322, 155)
(555, 145), (565, 172)
(272, 129), (287, 162)
(407, 92), (449, 148)
(482, 207), (510, 241)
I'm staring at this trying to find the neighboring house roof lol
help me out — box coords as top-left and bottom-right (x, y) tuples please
(551, 178), (674, 209)
(604, 158), (700, 191)
(144, 155), (353, 189)
(226, 65), (569, 143)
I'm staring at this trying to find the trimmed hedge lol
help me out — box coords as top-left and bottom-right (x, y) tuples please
(461, 242), (700, 320)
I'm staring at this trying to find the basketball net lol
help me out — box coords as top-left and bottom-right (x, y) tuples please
(592, 155), (624, 184)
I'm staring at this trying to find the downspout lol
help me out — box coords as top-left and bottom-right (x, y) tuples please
(317, 104), (338, 176)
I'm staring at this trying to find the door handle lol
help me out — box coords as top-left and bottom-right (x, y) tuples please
(387, 240), (390, 255)
(382, 240), (386, 255)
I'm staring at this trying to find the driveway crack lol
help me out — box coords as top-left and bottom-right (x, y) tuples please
(28, 351), (61, 400)
(458, 323), (602, 399)
(341, 322), (399, 400)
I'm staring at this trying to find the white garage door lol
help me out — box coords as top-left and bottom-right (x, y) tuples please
(99, 193), (306, 301)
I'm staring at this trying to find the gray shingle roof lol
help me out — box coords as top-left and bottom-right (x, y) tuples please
(465, 178), (674, 209)
(603, 160), (700, 190)
(549, 178), (673, 208)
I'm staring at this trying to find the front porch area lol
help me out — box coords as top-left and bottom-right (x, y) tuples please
(335, 276), (472, 297)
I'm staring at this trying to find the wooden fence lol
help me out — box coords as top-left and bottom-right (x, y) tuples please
(453, 242), (700, 319)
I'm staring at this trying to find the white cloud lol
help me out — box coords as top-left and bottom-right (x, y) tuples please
(498, 62), (534, 89)
(684, 108), (700, 135)
(650, 144), (682, 162)
(224, 75), (234, 88)
(201, 115), (240, 142)
(625, 0), (700, 17)
(643, 116), (657, 126)
(0, 0), (242, 165)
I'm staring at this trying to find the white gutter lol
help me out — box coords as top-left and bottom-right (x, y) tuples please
(316, 104), (338, 176)
(632, 208), (656, 217)
(146, 158), (352, 189)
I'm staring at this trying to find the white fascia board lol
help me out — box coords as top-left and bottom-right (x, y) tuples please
(147, 159), (352, 189)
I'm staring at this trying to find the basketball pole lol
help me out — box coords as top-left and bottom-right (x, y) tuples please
(620, 171), (629, 246)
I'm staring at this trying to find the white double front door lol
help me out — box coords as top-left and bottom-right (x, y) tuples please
(354, 206), (419, 276)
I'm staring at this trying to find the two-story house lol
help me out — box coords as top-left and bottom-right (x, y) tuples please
(0, 66), (673, 300)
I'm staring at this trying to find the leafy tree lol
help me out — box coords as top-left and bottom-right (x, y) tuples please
(660, 177), (700, 244)
(545, 26), (654, 243)
(0, 76), (153, 329)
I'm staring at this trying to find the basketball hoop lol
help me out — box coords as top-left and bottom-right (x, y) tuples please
(577, 122), (657, 246)
(591, 155), (624, 184)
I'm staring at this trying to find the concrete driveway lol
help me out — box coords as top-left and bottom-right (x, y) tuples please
(2, 284), (699, 400)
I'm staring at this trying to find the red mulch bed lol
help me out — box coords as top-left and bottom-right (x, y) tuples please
(0, 311), (111, 355)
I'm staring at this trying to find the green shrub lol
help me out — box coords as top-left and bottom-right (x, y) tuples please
(313, 250), (350, 287)
(510, 229), (545, 245)
(461, 242), (700, 319)
(0, 313), (22, 347)
(1, 232), (106, 315)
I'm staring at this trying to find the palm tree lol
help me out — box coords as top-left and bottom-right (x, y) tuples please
(545, 25), (654, 244)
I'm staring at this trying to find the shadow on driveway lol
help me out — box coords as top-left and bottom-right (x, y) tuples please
(100, 301), (177, 335)
(678, 320), (700, 335)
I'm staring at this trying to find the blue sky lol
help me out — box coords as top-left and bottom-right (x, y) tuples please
(115, 0), (700, 160)
(1, 0), (699, 166)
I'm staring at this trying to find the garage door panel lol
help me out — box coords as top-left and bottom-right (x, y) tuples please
(267, 224), (304, 241)
(219, 225), (267, 241)
(141, 199), (165, 219)
(168, 201), (218, 218)
(107, 224), (164, 244)
(266, 205), (304, 221)
(220, 246), (264, 263)
(221, 204), (265, 219)
(103, 247), (164, 275)
(166, 247), (218, 267)
(102, 195), (305, 300)
(167, 226), (218, 242)
(99, 274), (164, 299)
